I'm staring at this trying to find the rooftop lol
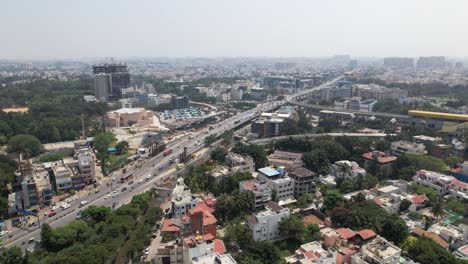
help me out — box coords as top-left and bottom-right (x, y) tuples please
(258, 167), (281, 177)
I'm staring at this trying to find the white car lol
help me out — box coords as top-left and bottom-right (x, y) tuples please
(112, 192), (119, 198)
(51, 206), (58, 211)
(144, 247), (150, 255)
(80, 201), (88, 206)
(0, 230), (9, 236)
(62, 203), (71, 210)
(138, 179), (144, 184)
(103, 194), (110, 199)
(145, 175), (151, 180)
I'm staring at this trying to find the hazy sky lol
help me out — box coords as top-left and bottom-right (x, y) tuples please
(2, 0), (468, 59)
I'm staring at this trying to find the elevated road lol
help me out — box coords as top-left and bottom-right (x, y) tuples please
(249, 132), (395, 145)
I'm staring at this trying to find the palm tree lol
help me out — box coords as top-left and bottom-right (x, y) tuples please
(431, 199), (444, 220)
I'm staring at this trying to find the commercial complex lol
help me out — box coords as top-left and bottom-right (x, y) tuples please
(106, 108), (154, 127)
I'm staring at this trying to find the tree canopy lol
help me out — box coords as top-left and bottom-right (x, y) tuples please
(7, 134), (42, 157)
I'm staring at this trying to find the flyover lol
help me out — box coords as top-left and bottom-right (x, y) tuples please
(249, 132), (395, 145)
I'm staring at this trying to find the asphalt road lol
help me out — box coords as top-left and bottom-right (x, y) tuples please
(3, 99), (283, 250)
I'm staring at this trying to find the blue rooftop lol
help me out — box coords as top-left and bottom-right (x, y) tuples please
(258, 167), (281, 177)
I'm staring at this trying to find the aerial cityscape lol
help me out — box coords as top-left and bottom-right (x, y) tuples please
(1, 1), (468, 264)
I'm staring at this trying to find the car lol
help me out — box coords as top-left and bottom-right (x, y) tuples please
(144, 247), (150, 255)
(61, 203), (71, 210)
(28, 238), (35, 244)
(103, 194), (110, 199)
(112, 193), (119, 198)
(121, 187), (128, 192)
(145, 175), (151, 180)
(76, 212), (81, 219)
(138, 179), (144, 184)
(0, 231), (8, 237)
(112, 177), (116, 181)
(80, 201), (88, 206)
(66, 198), (72, 204)
(48, 211), (57, 217)
(95, 188), (100, 193)
(51, 206), (58, 211)
(128, 180), (134, 185)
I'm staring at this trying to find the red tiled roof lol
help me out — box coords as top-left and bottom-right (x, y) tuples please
(198, 200), (216, 215)
(339, 246), (356, 255)
(411, 228), (450, 249)
(266, 201), (284, 212)
(412, 194), (428, 204)
(357, 229), (376, 240)
(161, 218), (181, 233)
(303, 215), (324, 226)
(303, 251), (315, 260)
(451, 167), (462, 173)
(214, 239), (226, 254)
(188, 207), (203, 215)
(373, 198), (383, 206)
(336, 228), (354, 240)
(202, 233), (215, 241)
(451, 178), (468, 189)
(202, 211), (217, 225)
(361, 151), (396, 164)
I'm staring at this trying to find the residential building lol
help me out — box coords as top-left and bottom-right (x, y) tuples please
(206, 165), (233, 185)
(449, 178), (468, 201)
(192, 253), (237, 264)
(186, 207), (217, 238)
(417, 56), (446, 69)
(361, 151), (397, 178)
(390, 140), (427, 156)
(455, 244), (468, 259)
(330, 160), (366, 180)
(268, 151), (304, 170)
(351, 236), (402, 264)
(93, 63), (130, 101)
(239, 180), (272, 210)
(172, 178), (199, 219)
(154, 240), (184, 264)
(172, 95), (190, 109)
(106, 107), (154, 127)
(257, 166), (295, 205)
(285, 241), (337, 264)
(248, 201), (291, 241)
(383, 57), (414, 68)
(413, 170), (454, 195)
(182, 234), (227, 264)
(428, 222), (466, 249)
(320, 85), (353, 101)
(289, 167), (317, 198)
(225, 152), (255, 173)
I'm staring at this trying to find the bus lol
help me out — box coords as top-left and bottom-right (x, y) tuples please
(163, 149), (173, 156)
(120, 174), (134, 183)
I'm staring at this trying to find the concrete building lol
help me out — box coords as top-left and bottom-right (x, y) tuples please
(251, 118), (283, 138)
(172, 95), (190, 109)
(192, 253), (237, 264)
(257, 166), (295, 205)
(148, 93), (172, 106)
(50, 161), (73, 193)
(206, 165), (233, 185)
(361, 151), (397, 178)
(172, 178), (199, 219)
(76, 149), (96, 185)
(354, 84), (408, 101)
(417, 56), (446, 69)
(225, 152), (255, 173)
(289, 167), (318, 198)
(106, 107), (154, 127)
(268, 151), (304, 170)
(285, 241), (337, 264)
(154, 241), (183, 264)
(93, 63), (130, 101)
(428, 222), (466, 250)
(383, 57), (414, 68)
(413, 170), (454, 196)
(351, 236), (402, 264)
(94, 73), (112, 101)
(249, 87), (267, 100)
(182, 234), (227, 264)
(230, 88), (243, 100)
(320, 85), (353, 101)
(390, 140), (427, 156)
(330, 160), (366, 180)
(239, 179), (272, 210)
(248, 201), (291, 241)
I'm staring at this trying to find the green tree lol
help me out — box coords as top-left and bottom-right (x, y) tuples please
(279, 215), (306, 242)
(431, 199), (445, 220)
(0, 247), (28, 264)
(93, 132), (116, 175)
(446, 200), (465, 215)
(115, 141), (129, 155)
(406, 237), (465, 264)
(210, 147), (226, 163)
(7, 134), (42, 157)
(400, 199), (412, 212)
(296, 196), (308, 209)
(41, 223), (54, 250)
(81, 205), (112, 223)
(232, 143), (267, 169)
(323, 190), (344, 210)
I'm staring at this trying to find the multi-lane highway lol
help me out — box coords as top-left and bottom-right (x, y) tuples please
(4, 76), (342, 250)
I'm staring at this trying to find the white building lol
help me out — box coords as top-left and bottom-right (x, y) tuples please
(391, 140), (427, 156)
(257, 167), (295, 205)
(351, 236), (402, 264)
(52, 162), (73, 192)
(285, 241), (337, 264)
(248, 201), (291, 241)
(413, 170), (454, 196)
(330, 160), (366, 179)
(76, 149), (96, 184)
(182, 235), (227, 264)
(171, 178), (199, 219)
(226, 152), (255, 173)
(428, 222), (467, 249)
(192, 253), (237, 264)
(239, 180), (272, 210)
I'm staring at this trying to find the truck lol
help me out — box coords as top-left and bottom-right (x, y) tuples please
(163, 149), (173, 156)
(120, 174), (134, 183)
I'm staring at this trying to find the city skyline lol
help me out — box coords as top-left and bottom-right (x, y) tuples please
(2, 0), (468, 59)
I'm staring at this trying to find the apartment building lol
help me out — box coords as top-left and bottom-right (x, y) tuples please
(351, 236), (402, 264)
(172, 178), (199, 219)
(413, 170), (454, 196)
(320, 85), (353, 101)
(257, 166), (295, 204)
(267, 150), (304, 170)
(285, 241), (336, 264)
(330, 160), (366, 180)
(361, 151), (397, 178)
(428, 222), (467, 250)
(239, 180), (272, 210)
(182, 234), (227, 264)
(248, 201), (291, 241)
(289, 167), (318, 198)
(50, 161), (73, 193)
(76, 149), (96, 185)
(225, 152), (255, 173)
(390, 140), (427, 156)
